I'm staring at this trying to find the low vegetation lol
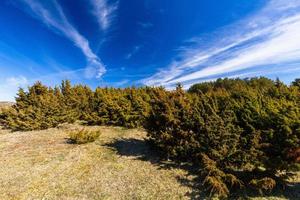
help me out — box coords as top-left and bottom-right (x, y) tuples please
(1, 77), (299, 198)
(0, 102), (13, 126)
(68, 128), (101, 144)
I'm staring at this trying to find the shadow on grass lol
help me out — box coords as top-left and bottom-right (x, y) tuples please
(103, 137), (207, 199)
(103, 137), (300, 200)
(65, 138), (75, 144)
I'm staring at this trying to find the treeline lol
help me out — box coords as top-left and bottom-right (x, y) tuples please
(1, 80), (156, 130)
(1, 77), (299, 198)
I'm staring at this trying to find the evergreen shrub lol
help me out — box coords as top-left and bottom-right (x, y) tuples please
(68, 128), (101, 144)
(145, 78), (300, 198)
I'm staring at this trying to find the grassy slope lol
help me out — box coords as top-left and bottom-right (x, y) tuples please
(0, 125), (194, 200)
(0, 125), (299, 200)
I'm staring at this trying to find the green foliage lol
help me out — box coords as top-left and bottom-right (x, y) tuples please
(249, 177), (276, 194)
(2, 81), (155, 130)
(292, 78), (300, 88)
(0, 110), (7, 126)
(68, 128), (101, 144)
(83, 87), (153, 128)
(146, 77), (300, 198)
(2, 82), (76, 131)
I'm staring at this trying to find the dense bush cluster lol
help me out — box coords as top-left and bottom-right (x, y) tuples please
(84, 87), (155, 128)
(1, 77), (299, 198)
(147, 78), (300, 197)
(1, 80), (155, 130)
(2, 81), (76, 130)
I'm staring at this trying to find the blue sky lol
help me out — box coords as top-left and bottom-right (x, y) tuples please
(1, 0), (300, 101)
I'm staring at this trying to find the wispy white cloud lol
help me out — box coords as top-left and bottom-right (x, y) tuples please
(113, 79), (129, 87)
(19, 0), (106, 78)
(138, 22), (153, 29)
(89, 0), (118, 31)
(142, 0), (300, 87)
(6, 75), (28, 87)
(125, 45), (141, 59)
(179, 64), (300, 90)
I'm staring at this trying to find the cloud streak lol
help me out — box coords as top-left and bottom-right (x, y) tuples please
(6, 75), (28, 87)
(89, 0), (118, 31)
(142, 0), (300, 87)
(19, 0), (106, 78)
(125, 45), (141, 59)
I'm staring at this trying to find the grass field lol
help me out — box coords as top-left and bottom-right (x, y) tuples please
(0, 124), (299, 200)
(0, 101), (13, 111)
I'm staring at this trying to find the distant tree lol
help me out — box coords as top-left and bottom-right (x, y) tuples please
(292, 78), (300, 88)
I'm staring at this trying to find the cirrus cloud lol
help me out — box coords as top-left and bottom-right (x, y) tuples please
(19, 0), (106, 78)
(141, 0), (300, 88)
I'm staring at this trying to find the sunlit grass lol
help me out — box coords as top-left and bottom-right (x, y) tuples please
(0, 125), (194, 200)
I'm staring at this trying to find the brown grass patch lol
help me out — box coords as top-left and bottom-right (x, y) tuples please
(0, 125), (194, 200)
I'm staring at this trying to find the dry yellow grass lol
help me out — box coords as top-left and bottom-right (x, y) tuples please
(0, 125), (195, 200)
(0, 101), (13, 111)
(0, 125), (299, 200)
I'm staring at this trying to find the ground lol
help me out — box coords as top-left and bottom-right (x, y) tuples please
(0, 101), (14, 110)
(0, 125), (299, 200)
